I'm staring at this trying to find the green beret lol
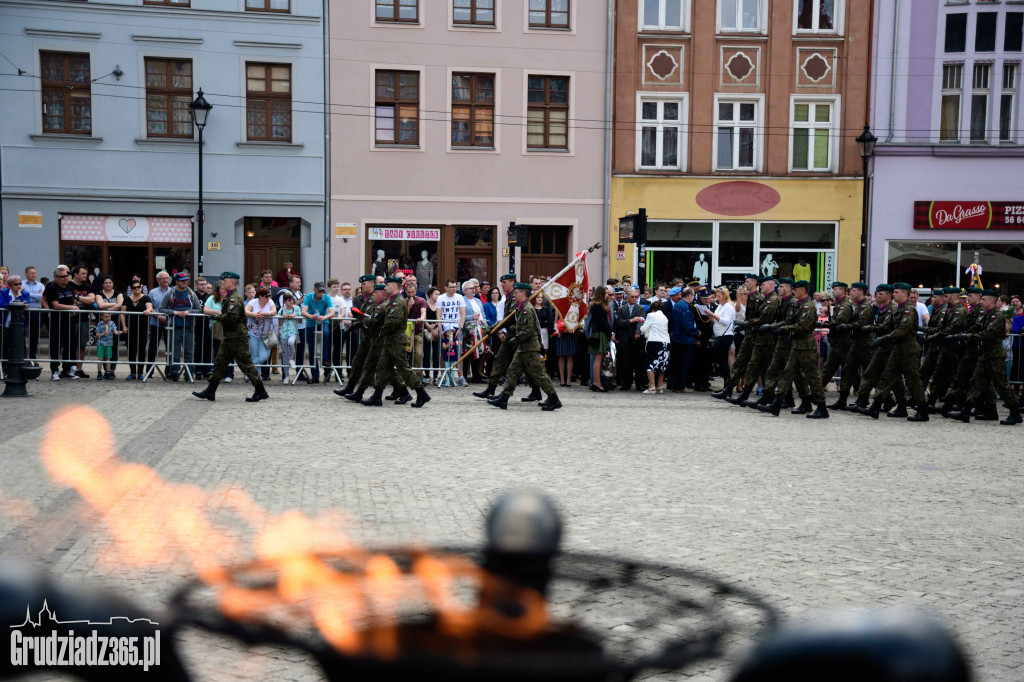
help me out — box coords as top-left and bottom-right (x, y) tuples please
(893, 282), (913, 292)
(499, 273), (517, 282)
(792, 280), (811, 291)
(358, 275), (376, 283)
(744, 273), (759, 281)
(945, 286), (963, 295)
(373, 283), (385, 291)
(875, 283), (895, 293)
(831, 281), (848, 289)
(220, 271), (241, 280)
(851, 282), (869, 292)
(778, 278), (795, 286)
(513, 283), (531, 292)
(384, 276), (403, 284)
(966, 286), (984, 295)
(981, 289), (999, 297)
(758, 275), (776, 284)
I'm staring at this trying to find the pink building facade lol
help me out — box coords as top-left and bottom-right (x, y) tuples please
(329, 1), (609, 287)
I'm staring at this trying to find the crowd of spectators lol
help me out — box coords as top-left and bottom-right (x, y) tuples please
(0, 263), (1022, 400)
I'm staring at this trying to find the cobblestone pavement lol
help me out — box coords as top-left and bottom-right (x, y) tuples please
(1, 379), (1022, 681)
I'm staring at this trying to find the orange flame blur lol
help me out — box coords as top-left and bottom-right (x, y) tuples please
(39, 405), (549, 659)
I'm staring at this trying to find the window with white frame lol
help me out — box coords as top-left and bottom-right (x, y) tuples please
(795, 0), (839, 33)
(719, 0), (762, 32)
(940, 63), (963, 142)
(970, 63), (991, 142)
(715, 99), (759, 170)
(1000, 64), (1017, 142)
(637, 96), (685, 170)
(790, 100), (835, 171)
(641, 0), (688, 32)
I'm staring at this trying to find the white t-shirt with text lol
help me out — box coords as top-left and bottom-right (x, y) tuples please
(437, 292), (466, 331)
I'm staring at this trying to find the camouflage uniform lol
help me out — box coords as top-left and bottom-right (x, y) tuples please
(484, 297), (536, 392)
(374, 294), (419, 390)
(721, 288), (763, 391)
(965, 307), (1020, 411)
(501, 301), (557, 398)
(818, 294), (854, 389)
(855, 301), (900, 405)
(761, 295), (810, 401)
(207, 289), (263, 388)
(872, 302), (928, 409)
(355, 297), (388, 390)
(926, 300), (969, 405)
(918, 300), (950, 386)
(731, 291), (781, 402)
(775, 295), (826, 404)
(836, 297), (875, 398)
(940, 304), (987, 407)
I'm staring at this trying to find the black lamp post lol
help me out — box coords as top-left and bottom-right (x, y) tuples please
(856, 125), (877, 283)
(189, 89), (212, 275)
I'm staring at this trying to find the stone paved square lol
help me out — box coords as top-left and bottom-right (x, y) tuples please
(0, 380), (1021, 681)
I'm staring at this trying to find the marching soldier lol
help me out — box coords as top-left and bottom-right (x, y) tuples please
(948, 289), (1022, 425)
(335, 274), (379, 397)
(751, 278), (810, 411)
(862, 283), (929, 421)
(361, 276), (431, 408)
(939, 287), (986, 417)
(828, 282), (874, 410)
(473, 273), (541, 401)
(850, 284), (900, 414)
(192, 272), (268, 402)
(918, 287), (950, 387)
(342, 284), (389, 403)
(487, 283), (561, 411)
(924, 287), (969, 413)
(711, 273), (761, 401)
(818, 281), (854, 391)
(760, 280), (829, 418)
(726, 276), (780, 406)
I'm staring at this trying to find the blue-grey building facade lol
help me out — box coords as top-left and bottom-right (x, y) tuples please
(0, 0), (327, 288)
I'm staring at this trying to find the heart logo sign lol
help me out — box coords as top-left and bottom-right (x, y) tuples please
(118, 218), (137, 235)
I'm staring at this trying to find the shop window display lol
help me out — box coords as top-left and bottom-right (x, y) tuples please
(369, 240), (438, 286)
(648, 251), (713, 287)
(886, 242), (958, 291)
(62, 244), (104, 284)
(959, 243), (1024, 293)
(645, 221), (713, 248)
(719, 222), (755, 268)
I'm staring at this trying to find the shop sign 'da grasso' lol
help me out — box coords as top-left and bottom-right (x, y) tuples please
(367, 227), (441, 241)
(914, 201), (1024, 230)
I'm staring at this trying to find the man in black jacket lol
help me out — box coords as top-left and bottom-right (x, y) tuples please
(614, 288), (648, 391)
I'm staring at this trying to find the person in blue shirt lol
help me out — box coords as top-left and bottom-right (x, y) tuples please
(301, 282), (335, 383)
(667, 286), (699, 392)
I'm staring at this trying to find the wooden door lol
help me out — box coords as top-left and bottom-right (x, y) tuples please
(520, 225), (569, 280)
(246, 247), (269, 286)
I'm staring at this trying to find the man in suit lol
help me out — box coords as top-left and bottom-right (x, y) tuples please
(614, 288), (648, 391)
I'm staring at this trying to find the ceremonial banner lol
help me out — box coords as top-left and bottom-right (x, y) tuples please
(541, 250), (590, 332)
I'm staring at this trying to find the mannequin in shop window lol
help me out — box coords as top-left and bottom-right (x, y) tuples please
(793, 257), (812, 283)
(692, 253), (709, 287)
(372, 249), (387, 277)
(415, 250), (435, 288)
(760, 253), (778, 278)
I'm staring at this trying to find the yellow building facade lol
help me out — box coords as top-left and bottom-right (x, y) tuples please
(608, 177), (864, 293)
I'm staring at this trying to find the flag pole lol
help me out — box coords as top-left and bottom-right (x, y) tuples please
(437, 242), (601, 384)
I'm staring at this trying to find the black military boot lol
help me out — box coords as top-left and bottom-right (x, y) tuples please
(344, 386), (367, 402)
(941, 401), (959, 419)
(192, 385), (216, 401)
(384, 387), (401, 401)
(1000, 407), (1023, 426)
(886, 400), (909, 418)
(711, 386), (733, 400)
(394, 387), (413, 405)
(781, 392), (796, 409)
(521, 386), (543, 402)
(881, 395), (896, 413)
(487, 393), (509, 410)
(849, 396), (869, 415)
(334, 385), (352, 397)
(924, 396), (942, 414)
(540, 394), (563, 412)
(747, 391), (771, 409)
(758, 396), (783, 417)
(791, 396), (812, 415)
(948, 401), (972, 423)
(827, 392), (848, 411)
(726, 387), (752, 405)
(807, 403), (830, 419)
(361, 387), (384, 407)
(974, 404), (1000, 421)
(867, 398), (884, 419)
(411, 386), (431, 408)
(472, 384), (496, 399)
(907, 408), (930, 422)
(245, 381), (269, 403)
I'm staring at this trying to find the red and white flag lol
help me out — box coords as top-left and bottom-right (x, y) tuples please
(541, 250), (590, 332)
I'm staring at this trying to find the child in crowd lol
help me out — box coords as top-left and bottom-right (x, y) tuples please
(94, 313), (121, 380)
(438, 329), (459, 387)
(278, 291), (300, 382)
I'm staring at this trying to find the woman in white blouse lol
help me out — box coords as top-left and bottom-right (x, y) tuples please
(707, 287), (737, 385)
(639, 300), (670, 394)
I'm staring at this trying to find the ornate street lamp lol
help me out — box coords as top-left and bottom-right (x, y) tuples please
(856, 125), (878, 282)
(189, 89), (212, 275)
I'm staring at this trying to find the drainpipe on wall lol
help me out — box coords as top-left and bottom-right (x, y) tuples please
(322, 0), (331, 280)
(600, 0), (614, 283)
(885, 0), (900, 143)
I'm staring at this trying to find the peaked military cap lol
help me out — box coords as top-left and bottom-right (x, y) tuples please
(758, 275), (777, 284)
(851, 282), (870, 292)
(499, 273), (517, 282)
(966, 286), (984, 295)
(778, 277), (795, 286)
(513, 282), (532, 291)
(384, 276), (403, 284)
(831, 281), (848, 289)
(875, 283), (895, 293)
(893, 282), (913, 292)
(793, 280), (811, 291)
(220, 271), (241, 280)
(373, 283), (386, 291)
(981, 288), (999, 297)
(358, 275), (376, 283)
